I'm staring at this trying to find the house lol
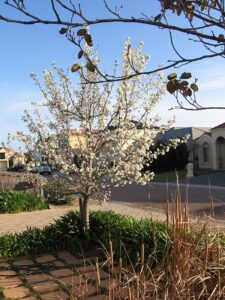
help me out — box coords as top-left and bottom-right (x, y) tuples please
(158, 122), (225, 170)
(34, 121), (225, 171)
(36, 123), (153, 167)
(156, 127), (210, 166)
(0, 147), (12, 171)
(0, 147), (25, 171)
(194, 122), (225, 170)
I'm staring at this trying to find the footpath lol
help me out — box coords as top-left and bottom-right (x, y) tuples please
(0, 201), (166, 234)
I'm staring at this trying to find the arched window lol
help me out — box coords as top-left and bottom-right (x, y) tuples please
(202, 142), (209, 162)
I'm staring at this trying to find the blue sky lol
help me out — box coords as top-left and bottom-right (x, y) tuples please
(1, 0), (225, 145)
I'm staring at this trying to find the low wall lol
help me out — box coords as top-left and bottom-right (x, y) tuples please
(0, 171), (34, 191)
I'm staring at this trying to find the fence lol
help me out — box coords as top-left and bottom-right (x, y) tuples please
(0, 171), (40, 193)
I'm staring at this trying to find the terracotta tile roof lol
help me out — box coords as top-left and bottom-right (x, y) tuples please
(69, 129), (99, 136)
(0, 147), (12, 152)
(13, 153), (24, 158)
(212, 122), (225, 130)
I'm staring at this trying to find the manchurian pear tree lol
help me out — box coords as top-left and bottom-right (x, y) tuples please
(16, 39), (184, 230)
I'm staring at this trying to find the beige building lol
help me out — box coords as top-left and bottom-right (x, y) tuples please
(195, 122), (225, 170)
(68, 130), (91, 151)
(0, 147), (25, 171)
(157, 123), (225, 170)
(39, 123), (225, 171)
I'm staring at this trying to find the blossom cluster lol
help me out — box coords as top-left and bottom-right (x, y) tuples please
(16, 39), (184, 202)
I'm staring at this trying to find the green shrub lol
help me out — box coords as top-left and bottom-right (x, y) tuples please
(43, 177), (72, 204)
(0, 190), (49, 213)
(89, 211), (169, 263)
(7, 164), (26, 172)
(0, 210), (168, 260)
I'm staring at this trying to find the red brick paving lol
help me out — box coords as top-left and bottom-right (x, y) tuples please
(35, 255), (56, 264)
(72, 283), (97, 297)
(115, 286), (130, 299)
(75, 264), (97, 273)
(32, 280), (59, 293)
(84, 270), (109, 281)
(0, 251), (120, 299)
(0, 269), (17, 276)
(51, 260), (66, 267)
(13, 259), (34, 266)
(57, 274), (83, 287)
(0, 263), (9, 268)
(49, 268), (74, 278)
(0, 276), (23, 288)
(99, 279), (117, 290)
(40, 290), (70, 300)
(57, 251), (84, 265)
(89, 295), (109, 300)
(2, 286), (30, 298)
(25, 273), (51, 283)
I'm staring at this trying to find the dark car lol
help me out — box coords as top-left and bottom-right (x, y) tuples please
(39, 165), (52, 176)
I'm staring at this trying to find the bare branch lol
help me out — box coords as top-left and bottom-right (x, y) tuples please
(1, 0), (225, 111)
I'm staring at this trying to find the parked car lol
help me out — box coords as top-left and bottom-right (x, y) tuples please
(31, 164), (52, 175)
(39, 165), (52, 176)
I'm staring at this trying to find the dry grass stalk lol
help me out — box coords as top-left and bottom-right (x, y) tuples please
(58, 227), (225, 299)
(140, 243), (144, 270)
(109, 239), (114, 274)
(96, 257), (100, 293)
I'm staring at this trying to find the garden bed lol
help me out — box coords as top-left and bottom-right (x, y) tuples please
(0, 210), (225, 299)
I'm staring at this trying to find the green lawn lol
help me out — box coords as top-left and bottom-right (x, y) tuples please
(194, 169), (219, 176)
(152, 170), (186, 182)
(152, 169), (217, 182)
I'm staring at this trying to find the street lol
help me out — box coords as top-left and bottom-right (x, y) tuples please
(111, 182), (225, 218)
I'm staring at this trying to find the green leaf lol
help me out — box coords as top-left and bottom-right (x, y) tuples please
(211, 0), (217, 8)
(167, 73), (177, 80)
(178, 81), (189, 91)
(176, 6), (182, 16)
(184, 88), (192, 97)
(86, 62), (95, 72)
(190, 83), (199, 92)
(154, 13), (162, 21)
(78, 50), (84, 59)
(71, 64), (81, 73)
(77, 28), (87, 36)
(59, 27), (68, 35)
(180, 72), (192, 79)
(218, 34), (224, 41)
(200, 3), (206, 11)
(84, 33), (93, 47)
(163, 2), (171, 10)
(166, 80), (178, 94)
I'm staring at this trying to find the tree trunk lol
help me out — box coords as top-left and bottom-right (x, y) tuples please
(79, 195), (89, 231)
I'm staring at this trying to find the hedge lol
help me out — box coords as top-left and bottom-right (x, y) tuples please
(0, 190), (49, 214)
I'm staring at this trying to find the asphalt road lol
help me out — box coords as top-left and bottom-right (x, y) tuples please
(111, 182), (225, 217)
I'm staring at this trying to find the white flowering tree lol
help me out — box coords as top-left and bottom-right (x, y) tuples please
(16, 39), (183, 230)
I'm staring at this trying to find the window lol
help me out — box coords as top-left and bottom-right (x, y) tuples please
(203, 143), (209, 162)
(0, 153), (5, 159)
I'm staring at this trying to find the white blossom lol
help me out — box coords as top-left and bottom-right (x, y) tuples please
(15, 39), (185, 204)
